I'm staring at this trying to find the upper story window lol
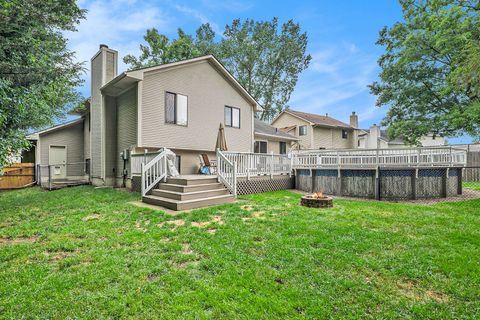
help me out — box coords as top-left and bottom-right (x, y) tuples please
(299, 125), (307, 136)
(279, 142), (287, 154)
(342, 129), (348, 139)
(225, 106), (240, 128)
(165, 92), (188, 126)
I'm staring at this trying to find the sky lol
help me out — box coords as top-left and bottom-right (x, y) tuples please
(68, 0), (472, 144)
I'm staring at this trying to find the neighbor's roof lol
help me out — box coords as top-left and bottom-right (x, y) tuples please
(27, 118), (83, 139)
(101, 55), (263, 112)
(273, 110), (353, 129)
(359, 128), (404, 144)
(254, 119), (298, 141)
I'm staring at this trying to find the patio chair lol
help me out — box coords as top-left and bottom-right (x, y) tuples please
(199, 153), (217, 174)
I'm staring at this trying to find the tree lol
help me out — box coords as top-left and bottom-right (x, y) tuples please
(123, 28), (203, 69)
(369, 0), (480, 144)
(124, 18), (311, 121)
(0, 0), (85, 166)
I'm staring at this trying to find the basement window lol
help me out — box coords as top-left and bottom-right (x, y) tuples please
(165, 92), (188, 126)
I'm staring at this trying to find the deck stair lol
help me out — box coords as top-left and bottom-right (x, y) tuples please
(142, 175), (234, 210)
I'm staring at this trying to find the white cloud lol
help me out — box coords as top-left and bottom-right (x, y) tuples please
(173, 4), (221, 34)
(290, 42), (380, 124)
(66, 0), (171, 96)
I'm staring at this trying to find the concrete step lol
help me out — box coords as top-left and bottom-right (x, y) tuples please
(166, 176), (218, 186)
(158, 182), (224, 193)
(151, 188), (229, 201)
(142, 194), (234, 211)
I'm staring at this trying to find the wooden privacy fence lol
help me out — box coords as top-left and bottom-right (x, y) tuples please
(0, 163), (35, 190)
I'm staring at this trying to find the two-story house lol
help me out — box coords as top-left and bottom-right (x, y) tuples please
(271, 110), (358, 150)
(30, 44), (296, 191)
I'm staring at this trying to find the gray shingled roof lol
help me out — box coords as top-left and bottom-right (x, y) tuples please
(287, 110), (353, 129)
(254, 119), (298, 140)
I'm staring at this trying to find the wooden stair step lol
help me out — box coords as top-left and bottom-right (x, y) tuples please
(142, 194), (234, 211)
(166, 176), (218, 186)
(158, 182), (224, 193)
(151, 188), (229, 201)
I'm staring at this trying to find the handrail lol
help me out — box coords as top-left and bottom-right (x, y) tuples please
(141, 148), (167, 196)
(217, 149), (237, 197)
(292, 147), (467, 168)
(222, 151), (292, 177)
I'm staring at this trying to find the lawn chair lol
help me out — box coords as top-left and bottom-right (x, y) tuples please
(199, 153), (217, 174)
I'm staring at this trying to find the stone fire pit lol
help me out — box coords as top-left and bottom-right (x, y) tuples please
(300, 192), (333, 208)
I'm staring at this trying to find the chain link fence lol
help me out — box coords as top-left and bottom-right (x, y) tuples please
(37, 162), (90, 190)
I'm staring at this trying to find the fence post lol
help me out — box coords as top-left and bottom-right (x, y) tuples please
(162, 148), (167, 182)
(141, 163), (145, 196)
(270, 152), (274, 179)
(233, 161), (237, 197)
(48, 165), (52, 191)
(247, 153), (250, 181)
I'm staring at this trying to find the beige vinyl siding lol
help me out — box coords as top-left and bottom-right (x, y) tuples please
(313, 127), (354, 149)
(39, 121), (84, 176)
(141, 61), (254, 152)
(90, 55), (103, 178)
(83, 114), (90, 159)
(116, 87), (137, 178)
(272, 113), (312, 149)
(171, 149), (215, 174)
(104, 96), (117, 179)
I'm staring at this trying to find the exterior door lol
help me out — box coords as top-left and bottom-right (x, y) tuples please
(49, 146), (67, 179)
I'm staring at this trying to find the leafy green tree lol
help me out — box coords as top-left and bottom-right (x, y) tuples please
(370, 0), (480, 144)
(124, 18), (311, 121)
(0, 0), (85, 166)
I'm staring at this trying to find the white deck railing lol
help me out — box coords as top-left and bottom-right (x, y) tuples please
(217, 150), (237, 196)
(141, 148), (167, 196)
(292, 147), (467, 169)
(131, 152), (162, 175)
(222, 151), (292, 178)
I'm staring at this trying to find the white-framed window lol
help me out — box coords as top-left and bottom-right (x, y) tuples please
(254, 141), (268, 154)
(225, 106), (240, 128)
(299, 125), (307, 136)
(165, 91), (188, 126)
(279, 142), (287, 154)
(342, 129), (348, 139)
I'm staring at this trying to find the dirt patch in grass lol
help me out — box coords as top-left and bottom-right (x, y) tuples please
(206, 228), (217, 234)
(191, 216), (224, 228)
(44, 249), (80, 261)
(396, 280), (450, 303)
(157, 219), (185, 229)
(242, 211), (266, 222)
(82, 213), (101, 221)
(0, 236), (38, 245)
(181, 243), (193, 255)
(240, 205), (254, 211)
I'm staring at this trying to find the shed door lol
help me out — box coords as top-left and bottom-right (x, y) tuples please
(49, 146), (66, 179)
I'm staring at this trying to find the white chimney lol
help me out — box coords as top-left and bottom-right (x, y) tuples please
(368, 124), (381, 149)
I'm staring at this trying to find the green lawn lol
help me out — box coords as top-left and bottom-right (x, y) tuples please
(1, 187), (479, 319)
(464, 181), (480, 191)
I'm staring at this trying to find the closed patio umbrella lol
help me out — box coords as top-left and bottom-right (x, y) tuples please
(215, 123), (228, 151)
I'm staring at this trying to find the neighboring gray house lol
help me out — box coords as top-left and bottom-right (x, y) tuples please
(30, 44), (262, 189)
(358, 125), (446, 149)
(271, 110), (358, 150)
(254, 119), (298, 154)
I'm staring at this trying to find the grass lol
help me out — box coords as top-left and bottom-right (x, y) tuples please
(1, 186), (480, 319)
(464, 181), (480, 191)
